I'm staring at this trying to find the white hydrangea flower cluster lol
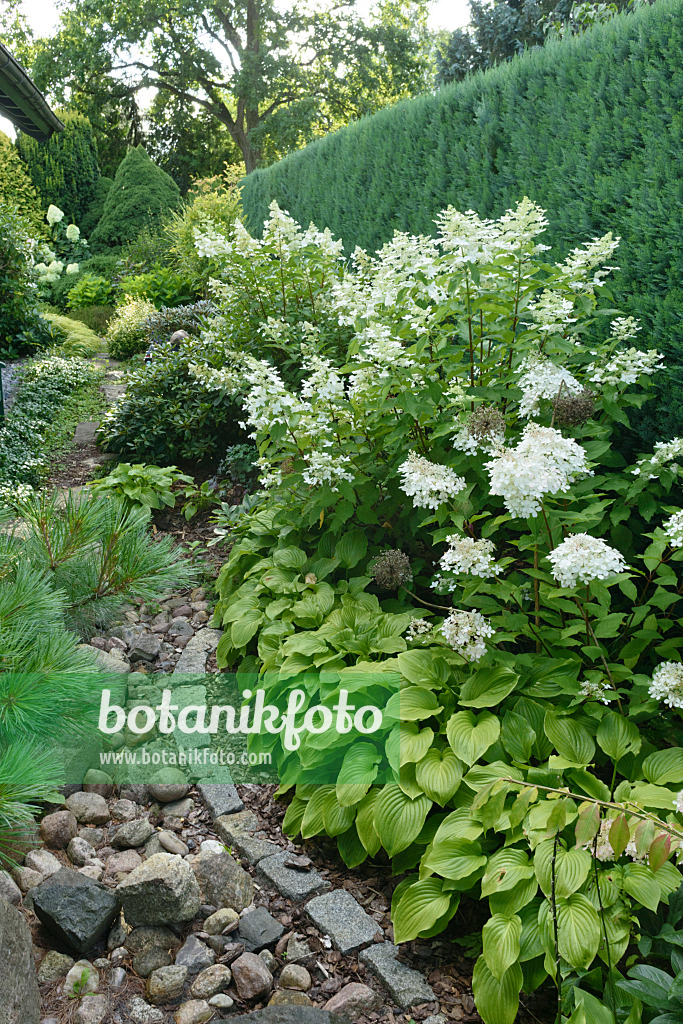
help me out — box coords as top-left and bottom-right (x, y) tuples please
(579, 678), (614, 704)
(398, 452), (466, 510)
(486, 424), (591, 518)
(66, 263), (79, 275)
(301, 449), (354, 490)
(300, 354), (345, 404)
(65, 223), (80, 242)
(557, 233), (620, 294)
(441, 609), (494, 662)
(546, 534), (626, 588)
(588, 346), (663, 386)
(664, 511), (683, 548)
(436, 197), (549, 270)
(46, 204), (64, 226)
(633, 438), (683, 480)
(517, 355), (583, 417)
(436, 535), (500, 587)
(609, 315), (641, 343)
(526, 291), (577, 337)
(648, 662), (683, 709)
(406, 617), (432, 641)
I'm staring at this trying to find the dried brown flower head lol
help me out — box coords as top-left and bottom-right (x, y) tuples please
(552, 388), (595, 426)
(369, 549), (413, 590)
(469, 404), (506, 442)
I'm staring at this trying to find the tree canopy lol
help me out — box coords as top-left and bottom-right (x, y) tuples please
(30, 0), (434, 174)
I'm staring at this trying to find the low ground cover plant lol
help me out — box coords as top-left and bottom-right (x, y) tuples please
(189, 201), (683, 1022)
(90, 461), (193, 509)
(0, 355), (102, 493)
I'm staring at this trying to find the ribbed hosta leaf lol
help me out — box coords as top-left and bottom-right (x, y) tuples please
(482, 913), (522, 980)
(393, 877), (451, 943)
(534, 840), (592, 898)
(446, 710), (500, 766)
(415, 746), (463, 802)
(374, 783), (432, 856)
(472, 956), (523, 1024)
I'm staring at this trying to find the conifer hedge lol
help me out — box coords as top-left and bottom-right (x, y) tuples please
(240, 0), (683, 444)
(16, 111), (100, 226)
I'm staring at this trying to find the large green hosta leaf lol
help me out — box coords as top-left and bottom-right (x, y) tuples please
(482, 913), (522, 980)
(336, 743), (381, 806)
(392, 876), (451, 943)
(544, 711), (595, 767)
(422, 837), (487, 882)
(539, 893), (601, 970)
(446, 709), (500, 766)
(459, 664), (519, 708)
(415, 746), (463, 803)
(472, 956), (523, 1024)
(374, 784), (432, 856)
(534, 840), (592, 898)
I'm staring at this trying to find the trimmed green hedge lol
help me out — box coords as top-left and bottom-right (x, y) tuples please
(240, 0), (683, 444)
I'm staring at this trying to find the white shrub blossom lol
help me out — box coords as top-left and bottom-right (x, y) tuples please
(441, 609), (494, 662)
(301, 449), (354, 490)
(547, 534), (626, 588)
(406, 617), (432, 641)
(65, 223), (80, 242)
(648, 662), (683, 709)
(46, 204), (64, 226)
(436, 535), (499, 585)
(486, 423), (591, 518)
(66, 263), (79, 275)
(398, 452), (466, 510)
(675, 791), (683, 816)
(633, 438), (683, 479)
(588, 347), (663, 386)
(664, 511), (683, 548)
(579, 678), (614, 704)
(517, 355), (583, 417)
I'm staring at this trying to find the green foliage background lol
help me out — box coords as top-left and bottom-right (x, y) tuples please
(0, 132), (44, 232)
(16, 111), (100, 225)
(240, 0), (683, 445)
(90, 145), (181, 250)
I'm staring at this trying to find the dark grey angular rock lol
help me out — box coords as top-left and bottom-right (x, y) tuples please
(359, 942), (435, 1008)
(257, 852), (330, 903)
(31, 868), (121, 955)
(229, 1009), (344, 1024)
(306, 890), (378, 954)
(0, 897), (41, 1024)
(237, 907), (284, 952)
(175, 934), (216, 974)
(130, 633), (162, 662)
(197, 783), (243, 818)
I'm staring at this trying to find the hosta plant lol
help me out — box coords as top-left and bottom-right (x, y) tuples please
(199, 201), (683, 1023)
(90, 462), (193, 510)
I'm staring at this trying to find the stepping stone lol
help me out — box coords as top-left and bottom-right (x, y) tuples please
(173, 629), (223, 677)
(237, 906), (284, 952)
(214, 816), (280, 865)
(305, 890), (378, 953)
(197, 784), (243, 818)
(101, 385), (126, 402)
(73, 421), (100, 445)
(257, 851), (330, 903)
(359, 942), (435, 1008)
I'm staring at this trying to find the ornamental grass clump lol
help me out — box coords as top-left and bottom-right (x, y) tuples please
(189, 200), (683, 1023)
